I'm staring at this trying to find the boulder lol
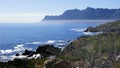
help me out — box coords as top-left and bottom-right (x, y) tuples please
(36, 45), (61, 57)
(84, 26), (97, 32)
(15, 53), (20, 56)
(22, 49), (35, 57)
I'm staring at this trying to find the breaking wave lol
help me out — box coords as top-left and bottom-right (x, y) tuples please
(0, 40), (68, 62)
(70, 28), (86, 32)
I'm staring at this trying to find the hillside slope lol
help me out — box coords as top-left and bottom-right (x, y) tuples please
(85, 20), (120, 32)
(60, 20), (120, 68)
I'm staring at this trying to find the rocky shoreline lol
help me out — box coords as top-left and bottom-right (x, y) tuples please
(0, 20), (120, 68)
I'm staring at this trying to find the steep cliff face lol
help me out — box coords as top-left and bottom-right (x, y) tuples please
(43, 7), (120, 20)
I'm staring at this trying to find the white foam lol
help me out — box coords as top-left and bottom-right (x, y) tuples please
(96, 32), (103, 34)
(70, 28), (86, 32)
(56, 40), (65, 43)
(0, 40), (67, 61)
(11, 55), (27, 60)
(0, 44), (32, 55)
(0, 56), (9, 61)
(17, 44), (24, 47)
(14, 44), (25, 51)
(44, 40), (56, 44)
(83, 32), (93, 35)
(26, 41), (42, 45)
(83, 32), (103, 35)
(0, 49), (13, 54)
(11, 54), (41, 60)
(14, 44), (32, 52)
(30, 54), (41, 59)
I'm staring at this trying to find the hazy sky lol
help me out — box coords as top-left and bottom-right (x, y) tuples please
(0, 0), (120, 23)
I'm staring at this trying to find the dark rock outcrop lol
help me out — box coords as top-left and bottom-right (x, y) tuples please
(36, 45), (61, 57)
(21, 44), (61, 58)
(84, 26), (97, 32)
(15, 53), (20, 56)
(22, 49), (35, 57)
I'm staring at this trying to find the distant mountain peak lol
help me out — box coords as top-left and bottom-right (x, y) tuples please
(86, 7), (95, 10)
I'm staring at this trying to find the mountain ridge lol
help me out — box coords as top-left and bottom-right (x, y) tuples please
(43, 7), (120, 20)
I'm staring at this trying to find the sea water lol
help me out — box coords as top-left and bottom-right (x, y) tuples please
(0, 20), (113, 61)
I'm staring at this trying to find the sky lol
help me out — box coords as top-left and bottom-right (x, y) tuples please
(0, 0), (120, 23)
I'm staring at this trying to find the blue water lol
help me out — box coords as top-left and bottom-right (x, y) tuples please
(0, 20), (113, 61)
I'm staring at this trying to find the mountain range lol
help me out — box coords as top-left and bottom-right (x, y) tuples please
(43, 7), (120, 20)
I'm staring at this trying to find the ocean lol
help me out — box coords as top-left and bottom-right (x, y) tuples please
(0, 20), (113, 61)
